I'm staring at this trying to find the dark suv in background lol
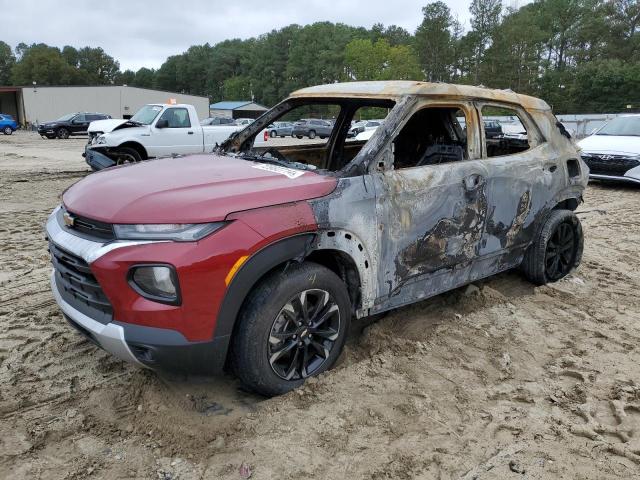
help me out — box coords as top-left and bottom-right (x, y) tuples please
(38, 112), (111, 139)
(292, 118), (333, 139)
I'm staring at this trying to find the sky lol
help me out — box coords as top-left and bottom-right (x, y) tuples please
(0, 0), (493, 71)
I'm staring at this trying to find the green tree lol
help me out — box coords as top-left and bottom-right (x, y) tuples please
(469, 0), (502, 82)
(344, 38), (421, 81)
(415, 1), (456, 81)
(10, 44), (78, 85)
(0, 41), (15, 85)
(76, 47), (120, 84)
(133, 67), (154, 88)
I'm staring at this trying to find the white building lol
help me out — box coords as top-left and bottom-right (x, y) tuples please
(0, 85), (210, 127)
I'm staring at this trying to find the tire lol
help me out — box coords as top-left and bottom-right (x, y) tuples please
(115, 146), (142, 165)
(308, 130), (316, 139)
(56, 127), (69, 139)
(296, 135), (303, 139)
(270, 130), (277, 138)
(521, 209), (583, 285)
(230, 262), (351, 397)
(3, 126), (12, 135)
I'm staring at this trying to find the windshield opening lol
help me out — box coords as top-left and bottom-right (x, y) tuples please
(224, 98), (395, 174)
(56, 113), (76, 121)
(597, 116), (640, 137)
(130, 105), (163, 125)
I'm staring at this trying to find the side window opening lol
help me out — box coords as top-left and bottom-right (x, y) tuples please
(392, 107), (468, 170)
(480, 105), (531, 157)
(159, 108), (191, 128)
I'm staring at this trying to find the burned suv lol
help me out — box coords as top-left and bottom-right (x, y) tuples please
(46, 81), (587, 396)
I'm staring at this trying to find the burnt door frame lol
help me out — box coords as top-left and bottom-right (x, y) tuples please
(473, 101), (560, 277)
(369, 100), (489, 313)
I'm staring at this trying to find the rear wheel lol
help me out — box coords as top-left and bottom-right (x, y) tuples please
(230, 262), (351, 396)
(114, 146), (142, 165)
(3, 126), (12, 135)
(521, 209), (583, 285)
(56, 127), (69, 139)
(308, 130), (316, 139)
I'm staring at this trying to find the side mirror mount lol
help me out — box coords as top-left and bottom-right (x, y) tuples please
(156, 119), (169, 129)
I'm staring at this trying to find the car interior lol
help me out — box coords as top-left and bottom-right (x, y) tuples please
(392, 107), (468, 169)
(481, 106), (531, 157)
(245, 98), (395, 172)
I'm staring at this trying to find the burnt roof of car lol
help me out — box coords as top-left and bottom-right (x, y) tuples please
(290, 81), (550, 111)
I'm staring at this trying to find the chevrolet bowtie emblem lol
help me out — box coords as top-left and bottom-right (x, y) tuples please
(63, 211), (76, 228)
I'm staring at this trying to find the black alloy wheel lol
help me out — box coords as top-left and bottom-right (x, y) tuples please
(545, 221), (577, 281)
(57, 127), (69, 139)
(268, 289), (341, 380)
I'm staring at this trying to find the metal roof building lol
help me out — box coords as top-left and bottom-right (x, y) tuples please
(0, 85), (210, 127)
(209, 100), (268, 119)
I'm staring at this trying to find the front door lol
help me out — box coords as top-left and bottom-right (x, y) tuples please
(71, 114), (89, 134)
(150, 107), (202, 156)
(370, 103), (487, 312)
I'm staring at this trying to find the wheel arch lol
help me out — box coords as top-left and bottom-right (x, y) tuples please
(118, 141), (148, 159)
(215, 230), (374, 368)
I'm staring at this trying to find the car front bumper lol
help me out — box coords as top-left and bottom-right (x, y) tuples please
(45, 205), (264, 374)
(50, 270), (144, 365)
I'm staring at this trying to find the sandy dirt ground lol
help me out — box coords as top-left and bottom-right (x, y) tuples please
(1, 131), (640, 479)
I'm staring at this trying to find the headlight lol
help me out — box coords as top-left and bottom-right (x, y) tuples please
(114, 222), (226, 241)
(129, 265), (180, 304)
(96, 135), (107, 144)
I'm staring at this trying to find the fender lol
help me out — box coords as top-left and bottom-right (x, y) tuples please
(213, 233), (316, 339)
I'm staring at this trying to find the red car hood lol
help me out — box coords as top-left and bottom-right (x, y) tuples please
(63, 154), (337, 223)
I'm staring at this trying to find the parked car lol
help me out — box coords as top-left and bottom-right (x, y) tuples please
(37, 112), (111, 139)
(0, 114), (18, 135)
(267, 121), (294, 137)
(483, 120), (503, 138)
(235, 118), (254, 126)
(578, 114), (640, 185)
(347, 119), (383, 138)
(200, 117), (237, 126)
(84, 104), (267, 170)
(46, 81), (587, 396)
(292, 118), (333, 139)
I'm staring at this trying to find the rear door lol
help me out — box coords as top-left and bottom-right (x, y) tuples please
(151, 107), (203, 156)
(475, 103), (560, 272)
(371, 101), (487, 311)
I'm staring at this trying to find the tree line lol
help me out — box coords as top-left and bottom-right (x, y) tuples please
(0, 0), (638, 114)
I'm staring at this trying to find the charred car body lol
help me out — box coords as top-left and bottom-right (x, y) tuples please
(46, 81), (587, 396)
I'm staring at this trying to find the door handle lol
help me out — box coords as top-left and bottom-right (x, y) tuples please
(187, 131), (194, 135)
(463, 173), (484, 191)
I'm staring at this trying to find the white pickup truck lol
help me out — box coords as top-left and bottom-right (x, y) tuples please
(84, 103), (267, 170)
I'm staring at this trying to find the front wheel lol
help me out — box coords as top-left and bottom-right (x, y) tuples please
(270, 130), (277, 138)
(3, 126), (12, 135)
(308, 130), (316, 139)
(56, 127), (69, 139)
(230, 262), (351, 396)
(114, 146), (142, 165)
(521, 209), (583, 285)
